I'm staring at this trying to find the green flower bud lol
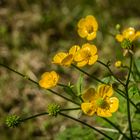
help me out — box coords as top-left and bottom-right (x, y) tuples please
(121, 39), (132, 49)
(47, 104), (60, 117)
(116, 24), (121, 30)
(6, 115), (21, 128)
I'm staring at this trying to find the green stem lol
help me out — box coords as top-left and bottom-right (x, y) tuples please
(125, 55), (133, 139)
(102, 118), (130, 140)
(20, 112), (48, 122)
(0, 63), (80, 106)
(60, 107), (81, 111)
(59, 112), (113, 140)
(47, 89), (80, 106)
(116, 89), (139, 111)
(72, 64), (105, 84)
(97, 60), (125, 86)
(57, 83), (78, 98)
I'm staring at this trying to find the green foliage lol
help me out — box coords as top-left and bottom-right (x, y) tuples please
(55, 125), (96, 140)
(76, 74), (84, 96)
(6, 115), (21, 128)
(47, 104), (61, 117)
(129, 85), (140, 96)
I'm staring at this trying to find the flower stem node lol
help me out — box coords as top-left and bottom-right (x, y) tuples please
(6, 115), (21, 128)
(47, 104), (61, 117)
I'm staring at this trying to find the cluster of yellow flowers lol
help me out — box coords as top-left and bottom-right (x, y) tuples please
(53, 43), (98, 67)
(38, 15), (140, 118)
(53, 15), (99, 68)
(39, 15), (99, 89)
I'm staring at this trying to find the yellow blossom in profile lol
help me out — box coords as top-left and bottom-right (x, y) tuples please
(39, 71), (59, 89)
(74, 43), (98, 67)
(116, 27), (140, 42)
(115, 60), (122, 68)
(52, 45), (80, 67)
(77, 15), (98, 40)
(81, 84), (119, 117)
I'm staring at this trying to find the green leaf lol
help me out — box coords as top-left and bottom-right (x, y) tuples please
(128, 85), (140, 96)
(63, 83), (75, 97)
(101, 76), (117, 84)
(76, 74), (84, 96)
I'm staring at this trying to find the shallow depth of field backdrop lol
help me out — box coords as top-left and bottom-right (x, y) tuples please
(0, 0), (140, 140)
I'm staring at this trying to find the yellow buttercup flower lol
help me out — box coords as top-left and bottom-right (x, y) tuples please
(81, 84), (119, 117)
(53, 45), (80, 67)
(74, 43), (98, 67)
(115, 60), (122, 68)
(77, 15), (98, 40)
(39, 71), (59, 89)
(116, 27), (140, 42)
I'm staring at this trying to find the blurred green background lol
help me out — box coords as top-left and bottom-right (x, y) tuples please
(0, 0), (140, 139)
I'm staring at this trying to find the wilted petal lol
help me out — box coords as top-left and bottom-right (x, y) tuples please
(82, 88), (97, 102)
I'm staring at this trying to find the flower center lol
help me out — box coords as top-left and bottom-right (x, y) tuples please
(96, 98), (107, 108)
(86, 25), (94, 34)
(121, 39), (132, 49)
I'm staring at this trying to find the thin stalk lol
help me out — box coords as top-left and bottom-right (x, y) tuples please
(116, 89), (139, 111)
(102, 118), (130, 140)
(20, 112), (48, 122)
(97, 60), (125, 86)
(118, 113), (135, 140)
(59, 112), (113, 140)
(48, 89), (80, 105)
(57, 83), (78, 98)
(72, 64), (105, 84)
(0, 63), (80, 106)
(125, 55), (133, 139)
(60, 107), (81, 111)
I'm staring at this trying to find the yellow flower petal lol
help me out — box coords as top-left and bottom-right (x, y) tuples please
(41, 72), (50, 79)
(78, 29), (88, 38)
(134, 31), (140, 40)
(77, 59), (88, 67)
(86, 15), (98, 31)
(87, 32), (97, 40)
(74, 51), (84, 62)
(53, 52), (68, 64)
(39, 71), (59, 89)
(61, 54), (73, 66)
(116, 34), (124, 42)
(88, 55), (98, 65)
(69, 45), (80, 55)
(82, 43), (97, 55)
(97, 84), (113, 98)
(96, 108), (112, 117)
(81, 102), (96, 116)
(77, 18), (86, 28)
(109, 97), (119, 113)
(82, 88), (97, 102)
